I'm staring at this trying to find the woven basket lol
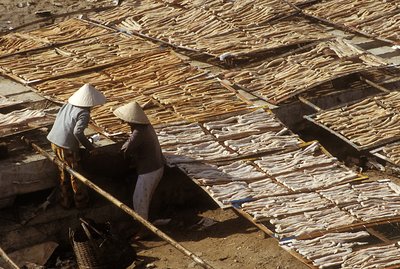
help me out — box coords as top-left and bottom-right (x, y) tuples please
(70, 224), (111, 269)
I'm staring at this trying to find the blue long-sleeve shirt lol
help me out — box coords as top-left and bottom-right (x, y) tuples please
(47, 103), (93, 151)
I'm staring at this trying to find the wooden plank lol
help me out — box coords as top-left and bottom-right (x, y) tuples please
(298, 96), (322, 112)
(279, 244), (317, 269)
(360, 76), (391, 93)
(232, 207), (276, 238)
(366, 228), (392, 243)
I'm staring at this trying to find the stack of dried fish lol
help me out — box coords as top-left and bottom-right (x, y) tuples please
(0, 19), (110, 57)
(175, 0), (295, 27)
(140, 74), (249, 122)
(271, 207), (358, 238)
(224, 39), (387, 104)
(0, 108), (46, 127)
(156, 79), (249, 122)
(0, 108), (52, 137)
(341, 244), (400, 269)
(0, 32), (159, 84)
(241, 192), (331, 221)
(304, 0), (399, 42)
(356, 12), (400, 43)
(104, 51), (209, 93)
(177, 160), (266, 185)
(245, 17), (333, 48)
(155, 122), (214, 146)
(289, 231), (370, 269)
(206, 178), (289, 205)
(163, 140), (237, 164)
(224, 131), (301, 156)
(21, 18), (111, 44)
(380, 141), (400, 165)
(34, 71), (122, 102)
(0, 49), (96, 83)
(254, 142), (358, 191)
(313, 91), (400, 149)
(60, 33), (158, 65)
(319, 181), (400, 221)
(88, 0), (164, 26)
(0, 34), (46, 57)
(203, 109), (283, 140)
(117, 6), (276, 59)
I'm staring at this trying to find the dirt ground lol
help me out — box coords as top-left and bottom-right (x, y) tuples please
(0, 1), (310, 268)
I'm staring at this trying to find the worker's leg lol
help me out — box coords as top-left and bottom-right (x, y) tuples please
(133, 166), (164, 220)
(51, 144), (73, 208)
(69, 152), (89, 208)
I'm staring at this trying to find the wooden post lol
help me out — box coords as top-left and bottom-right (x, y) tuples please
(0, 247), (19, 269)
(22, 137), (216, 269)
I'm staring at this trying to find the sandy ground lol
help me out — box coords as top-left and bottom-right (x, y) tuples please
(0, 0), (115, 33)
(0, 1), (310, 268)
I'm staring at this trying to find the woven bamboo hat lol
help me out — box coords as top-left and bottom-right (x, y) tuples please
(113, 101), (150, 124)
(68, 83), (106, 107)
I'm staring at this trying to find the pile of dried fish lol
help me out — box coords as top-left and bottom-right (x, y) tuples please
(224, 39), (387, 104)
(0, 34), (45, 57)
(203, 109), (282, 140)
(244, 17), (333, 48)
(151, 78), (249, 122)
(116, 7), (274, 59)
(0, 19), (110, 57)
(241, 192), (331, 221)
(289, 231), (370, 269)
(155, 122), (213, 146)
(0, 108), (46, 127)
(104, 51), (209, 93)
(304, 0), (399, 27)
(304, 0), (400, 42)
(175, 0), (295, 27)
(313, 91), (400, 149)
(60, 33), (157, 65)
(380, 141), (400, 165)
(271, 207), (358, 238)
(206, 178), (289, 205)
(88, 0), (164, 26)
(22, 18), (111, 44)
(177, 160), (266, 185)
(319, 181), (400, 221)
(356, 12), (400, 43)
(0, 49), (96, 83)
(254, 142), (358, 191)
(224, 131), (301, 156)
(0, 32), (158, 83)
(163, 140), (237, 164)
(341, 243), (400, 269)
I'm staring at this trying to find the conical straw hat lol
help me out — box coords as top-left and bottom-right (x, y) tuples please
(113, 102), (150, 124)
(68, 83), (106, 107)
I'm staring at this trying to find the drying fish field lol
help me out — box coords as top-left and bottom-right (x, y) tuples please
(1, 0), (400, 269)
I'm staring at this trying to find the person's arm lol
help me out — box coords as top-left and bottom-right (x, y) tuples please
(74, 111), (94, 151)
(121, 129), (142, 158)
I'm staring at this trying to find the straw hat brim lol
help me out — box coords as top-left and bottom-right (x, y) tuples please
(68, 84), (106, 107)
(113, 102), (150, 124)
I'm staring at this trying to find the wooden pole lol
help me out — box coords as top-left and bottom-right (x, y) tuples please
(0, 247), (19, 269)
(22, 137), (216, 269)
